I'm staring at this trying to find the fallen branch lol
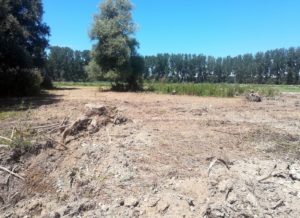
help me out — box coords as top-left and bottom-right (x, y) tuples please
(272, 200), (285, 210)
(258, 164), (277, 183)
(48, 124), (71, 134)
(0, 166), (25, 181)
(0, 144), (10, 148)
(10, 127), (15, 139)
(225, 187), (233, 201)
(6, 166), (18, 186)
(31, 123), (60, 130)
(208, 157), (230, 176)
(0, 136), (13, 142)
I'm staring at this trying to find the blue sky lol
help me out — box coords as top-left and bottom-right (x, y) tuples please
(43, 0), (300, 57)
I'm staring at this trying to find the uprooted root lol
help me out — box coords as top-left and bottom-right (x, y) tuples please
(62, 104), (128, 143)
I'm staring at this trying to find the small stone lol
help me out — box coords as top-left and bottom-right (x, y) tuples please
(50, 212), (61, 218)
(289, 164), (300, 181)
(117, 199), (125, 206)
(101, 204), (109, 212)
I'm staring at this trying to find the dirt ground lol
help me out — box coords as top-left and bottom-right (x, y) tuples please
(1, 87), (300, 217)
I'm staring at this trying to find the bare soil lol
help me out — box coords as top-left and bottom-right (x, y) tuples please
(1, 87), (300, 217)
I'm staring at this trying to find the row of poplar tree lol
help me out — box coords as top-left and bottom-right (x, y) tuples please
(48, 47), (300, 85)
(143, 48), (300, 84)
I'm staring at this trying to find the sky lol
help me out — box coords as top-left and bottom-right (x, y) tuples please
(43, 0), (300, 57)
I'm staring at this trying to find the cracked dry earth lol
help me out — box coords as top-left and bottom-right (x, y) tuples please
(1, 87), (300, 218)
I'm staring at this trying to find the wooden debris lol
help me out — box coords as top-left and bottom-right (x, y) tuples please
(258, 164), (277, 183)
(61, 104), (126, 143)
(0, 136), (12, 142)
(272, 200), (285, 210)
(0, 166), (25, 181)
(31, 123), (61, 130)
(10, 127), (15, 139)
(208, 157), (230, 176)
(246, 91), (262, 102)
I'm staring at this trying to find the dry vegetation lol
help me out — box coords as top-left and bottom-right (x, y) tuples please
(0, 87), (300, 217)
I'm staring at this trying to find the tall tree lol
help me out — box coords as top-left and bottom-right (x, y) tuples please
(90, 0), (143, 90)
(46, 46), (90, 82)
(0, 0), (50, 96)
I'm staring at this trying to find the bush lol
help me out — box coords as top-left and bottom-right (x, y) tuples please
(0, 68), (42, 97)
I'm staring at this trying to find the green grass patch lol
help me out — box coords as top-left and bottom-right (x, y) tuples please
(53, 81), (300, 97)
(146, 83), (280, 97)
(0, 111), (20, 120)
(53, 81), (111, 88)
(270, 85), (300, 93)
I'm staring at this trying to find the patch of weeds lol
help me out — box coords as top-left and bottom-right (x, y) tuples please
(248, 127), (300, 158)
(146, 83), (280, 98)
(0, 121), (48, 162)
(0, 111), (20, 120)
(0, 99), (33, 121)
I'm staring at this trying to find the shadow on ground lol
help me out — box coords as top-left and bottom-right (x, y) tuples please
(0, 91), (62, 112)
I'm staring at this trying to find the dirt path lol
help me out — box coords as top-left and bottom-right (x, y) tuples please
(1, 87), (300, 217)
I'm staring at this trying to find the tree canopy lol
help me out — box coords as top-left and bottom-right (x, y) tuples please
(0, 0), (50, 96)
(46, 46), (90, 82)
(89, 0), (143, 90)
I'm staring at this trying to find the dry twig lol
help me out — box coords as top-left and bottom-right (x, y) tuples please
(258, 164), (277, 183)
(208, 157), (230, 176)
(31, 123), (60, 130)
(0, 136), (12, 142)
(10, 127), (15, 139)
(0, 166), (25, 181)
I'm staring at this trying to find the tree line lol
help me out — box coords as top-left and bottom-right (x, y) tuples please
(144, 48), (300, 84)
(48, 46), (300, 85)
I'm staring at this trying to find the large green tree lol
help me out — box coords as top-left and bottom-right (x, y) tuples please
(90, 0), (143, 90)
(46, 46), (90, 82)
(0, 0), (50, 96)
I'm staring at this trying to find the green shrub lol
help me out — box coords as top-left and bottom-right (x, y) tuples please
(0, 68), (42, 97)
